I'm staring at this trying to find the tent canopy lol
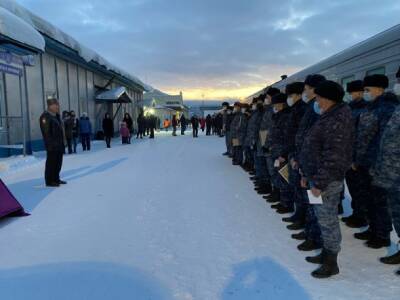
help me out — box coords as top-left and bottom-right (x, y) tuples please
(96, 87), (132, 104)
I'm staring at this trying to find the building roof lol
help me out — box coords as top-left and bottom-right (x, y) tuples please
(0, 0), (149, 91)
(0, 6), (44, 52)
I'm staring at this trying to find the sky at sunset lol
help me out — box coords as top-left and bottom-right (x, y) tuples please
(17, 0), (400, 100)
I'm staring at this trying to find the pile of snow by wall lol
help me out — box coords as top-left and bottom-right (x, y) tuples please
(0, 7), (45, 51)
(0, 0), (149, 90)
(0, 155), (43, 176)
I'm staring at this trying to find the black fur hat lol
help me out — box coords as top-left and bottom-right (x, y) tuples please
(271, 93), (288, 105)
(315, 80), (345, 102)
(363, 74), (389, 89)
(304, 74), (326, 88)
(346, 80), (364, 93)
(286, 82), (305, 95)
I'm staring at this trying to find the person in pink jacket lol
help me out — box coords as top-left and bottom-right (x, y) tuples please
(120, 122), (130, 144)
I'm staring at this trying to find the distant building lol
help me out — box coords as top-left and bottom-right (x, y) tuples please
(143, 90), (189, 128)
(185, 100), (235, 118)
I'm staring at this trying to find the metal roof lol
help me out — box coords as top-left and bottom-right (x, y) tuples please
(96, 87), (132, 103)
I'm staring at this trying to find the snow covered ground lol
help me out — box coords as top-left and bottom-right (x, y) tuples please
(0, 131), (398, 300)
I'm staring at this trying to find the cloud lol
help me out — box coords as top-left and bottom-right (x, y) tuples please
(15, 0), (400, 100)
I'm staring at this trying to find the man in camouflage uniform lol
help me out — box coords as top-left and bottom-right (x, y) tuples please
(265, 93), (294, 214)
(300, 80), (353, 279)
(231, 102), (248, 165)
(222, 102), (230, 155)
(39, 98), (67, 187)
(282, 82), (308, 229)
(243, 98), (261, 172)
(256, 87), (280, 197)
(372, 106), (400, 275)
(353, 74), (399, 249)
(294, 74), (326, 251)
(342, 80), (369, 228)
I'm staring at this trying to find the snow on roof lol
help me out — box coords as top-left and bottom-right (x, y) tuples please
(0, 0), (149, 90)
(0, 6), (45, 51)
(96, 86), (132, 103)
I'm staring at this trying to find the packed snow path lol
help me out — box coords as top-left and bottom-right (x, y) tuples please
(0, 132), (398, 300)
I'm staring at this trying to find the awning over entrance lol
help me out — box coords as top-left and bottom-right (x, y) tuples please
(96, 87), (132, 103)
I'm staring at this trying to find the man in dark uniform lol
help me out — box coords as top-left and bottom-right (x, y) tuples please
(342, 80), (368, 228)
(40, 98), (66, 187)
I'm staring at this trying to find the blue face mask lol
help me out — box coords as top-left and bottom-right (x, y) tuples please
(364, 92), (374, 102)
(313, 102), (322, 115)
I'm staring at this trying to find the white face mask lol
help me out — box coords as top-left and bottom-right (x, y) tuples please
(273, 107), (279, 114)
(302, 93), (309, 103)
(252, 104), (257, 111)
(241, 108), (246, 113)
(287, 97), (294, 107)
(227, 110), (232, 115)
(265, 98), (271, 105)
(364, 92), (374, 102)
(393, 83), (400, 96)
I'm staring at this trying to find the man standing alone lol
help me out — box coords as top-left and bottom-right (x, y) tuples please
(39, 98), (67, 187)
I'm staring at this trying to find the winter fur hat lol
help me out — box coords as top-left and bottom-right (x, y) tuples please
(286, 82), (305, 95)
(363, 74), (389, 89)
(234, 101), (242, 107)
(315, 80), (345, 102)
(346, 80), (364, 93)
(222, 102), (230, 107)
(46, 97), (59, 106)
(304, 74), (326, 88)
(266, 87), (280, 97)
(271, 93), (288, 105)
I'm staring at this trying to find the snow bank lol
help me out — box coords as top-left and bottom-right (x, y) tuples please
(0, 0), (150, 90)
(0, 7), (45, 51)
(0, 155), (43, 176)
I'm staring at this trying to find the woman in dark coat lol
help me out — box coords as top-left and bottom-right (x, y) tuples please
(123, 113), (133, 144)
(102, 113), (114, 148)
(172, 115), (178, 136)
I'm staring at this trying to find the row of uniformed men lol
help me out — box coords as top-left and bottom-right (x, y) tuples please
(221, 69), (400, 278)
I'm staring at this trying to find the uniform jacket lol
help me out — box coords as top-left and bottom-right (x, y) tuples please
(191, 117), (199, 129)
(348, 99), (368, 161)
(354, 92), (399, 169)
(244, 110), (263, 147)
(225, 113), (234, 132)
(256, 106), (273, 156)
(296, 99), (319, 167)
(288, 100), (307, 159)
(300, 103), (353, 191)
(39, 111), (65, 152)
(64, 117), (74, 139)
(230, 112), (248, 144)
(371, 106), (400, 189)
(266, 107), (293, 160)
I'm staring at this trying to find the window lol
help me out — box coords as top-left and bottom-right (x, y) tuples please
(341, 75), (355, 103)
(366, 66), (386, 76)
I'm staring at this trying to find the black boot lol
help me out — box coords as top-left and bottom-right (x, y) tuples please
(396, 268), (400, 276)
(311, 252), (339, 279)
(380, 250), (400, 265)
(298, 239), (322, 251)
(287, 221), (305, 231)
(366, 237), (391, 249)
(354, 229), (372, 241)
(276, 206), (295, 215)
(282, 216), (296, 223)
(292, 231), (306, 240)
(306, 249), (326, 264)
(345, 217), (368, 228)
(264, 195), (279, 203)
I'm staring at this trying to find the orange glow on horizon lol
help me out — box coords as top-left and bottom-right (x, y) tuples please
(163, 84), (267, 101)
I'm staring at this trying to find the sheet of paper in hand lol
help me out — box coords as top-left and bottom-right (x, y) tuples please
(278, 164), (290, 183)
(274, 159), (280, 168)
(232, 138), (241, 147)
(259, 130), (268, 146)
(307, 190), (323, 205)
